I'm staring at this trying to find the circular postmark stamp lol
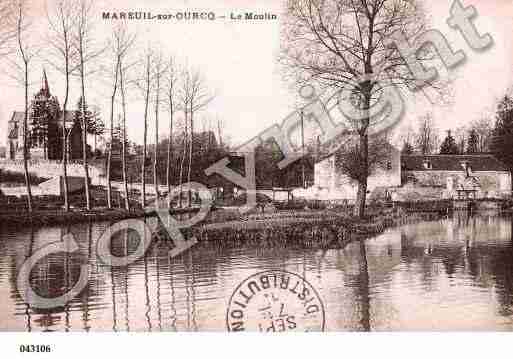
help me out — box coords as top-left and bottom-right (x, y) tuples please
(226, 270), (325, 332)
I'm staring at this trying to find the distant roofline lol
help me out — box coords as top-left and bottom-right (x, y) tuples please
(401, 152), (510, 172)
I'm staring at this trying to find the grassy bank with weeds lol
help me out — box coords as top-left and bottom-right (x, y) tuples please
(0, 208), (148, 228)
(0, 202), (443, 251)
(0, 206), (204, 228)
(192, 207), (443, 250)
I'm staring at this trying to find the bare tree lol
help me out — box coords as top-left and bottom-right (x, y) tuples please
(119, 44), (134, 211)
(400, 124), (415, 154)
(469, 116), (493, 153)
(119, 64), (130, 211)
(335, 134), (392, 189)
(106, 38), (119, 209)
(165, 56), (179, 207)
(281, 0), (436, 217)
(414, 113), (439, 155)
(11, 0), (34, 213)
(453, 125), (467, 154)
(0, 0), (17, 58)
(217, 116), (224, 149)
(182, 66), (212, 206)
(178, 115), (188, 207)
(106, 24), (135, 209)
(152, 50), (167, 207)
(135, 45), (154, 208)
(46, 0), (79, 212)
(73, 0), (105, 210)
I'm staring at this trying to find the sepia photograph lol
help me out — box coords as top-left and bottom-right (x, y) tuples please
(0, 0), (513, 356)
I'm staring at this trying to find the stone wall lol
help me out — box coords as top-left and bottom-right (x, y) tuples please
(38, 176), (86, 196)
(0, 159), (105, 185)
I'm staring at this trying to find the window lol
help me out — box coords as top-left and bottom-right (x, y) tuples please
(386, 161), (392, 170)
(423, 160), (432, 170)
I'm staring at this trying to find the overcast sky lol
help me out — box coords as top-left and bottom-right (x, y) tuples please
(1, 0), (512, 149)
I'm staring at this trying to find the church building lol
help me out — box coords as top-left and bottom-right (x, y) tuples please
(6, 70), (82, 161)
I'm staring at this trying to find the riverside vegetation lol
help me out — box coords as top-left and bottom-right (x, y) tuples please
(174, 206), (444, 251)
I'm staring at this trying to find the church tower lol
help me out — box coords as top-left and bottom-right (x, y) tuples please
(41, 69), (50, 97)
(29, 69), (61, 160)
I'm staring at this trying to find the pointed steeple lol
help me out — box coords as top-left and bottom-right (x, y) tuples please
(42, 68), (50, 96)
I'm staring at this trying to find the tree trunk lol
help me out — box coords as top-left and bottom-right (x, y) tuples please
(119, 66), (130, 211)
(80, 52), (91, 210)
(178, 111), (188, 208)
(154, 75), (160, 208)
(187, 104), (193, 207)
(141, 114), (147, 208)
(62, 68), (70, 212)
(43, 136), (47, 160)
(17, 6), (32, 213)
(166, 105), (173, 208)
(141, 56), (150, 208)
(107, 59), (119, 209)
(217, 119), (223, 149)
(106, 129), (112, 208)
(354, 179), (367, 217)
(353, 91), (370, 219)
(23, 66), (33, 213)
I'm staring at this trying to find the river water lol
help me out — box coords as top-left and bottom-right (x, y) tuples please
(1, 213), (513, 331)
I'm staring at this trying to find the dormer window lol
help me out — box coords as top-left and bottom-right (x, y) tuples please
(423, 159), (432, 170)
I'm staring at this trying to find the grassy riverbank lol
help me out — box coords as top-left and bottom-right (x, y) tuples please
(0, 206), (205, 228)
(0, 208), (146, 227)
(190, 207), (443, 249)
(0, 202), (442, 249)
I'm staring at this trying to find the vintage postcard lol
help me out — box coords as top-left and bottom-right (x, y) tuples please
(0, 0), (513, 356)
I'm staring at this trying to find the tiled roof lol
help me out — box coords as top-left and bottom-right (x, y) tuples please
(402, 154), (510, 172)
(8, 110), (79, 140)
(8, 112), (25, 139)
(9, 111), (25, 123)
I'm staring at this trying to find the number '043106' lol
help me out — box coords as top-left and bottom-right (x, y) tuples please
(19, 345), (52, 353)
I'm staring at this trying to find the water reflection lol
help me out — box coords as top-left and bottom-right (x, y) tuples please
(1, 214), (513, 331)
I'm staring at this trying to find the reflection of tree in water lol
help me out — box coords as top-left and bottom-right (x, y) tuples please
(109, 227), (143, 259)
(339, 240), (372, 331)
(399, 232), (438, 291)
(109, 227), (132, 332)
(399, 215), (513, 318)
(167, 255), (178, 331)
(480, 218), (513, 316)
(7, 225), (104, 332)
(155, 250), (163, 331)
(357, 240), (371, 331)
(7, 213), (513, 331)
(143, 250), (152, 332)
